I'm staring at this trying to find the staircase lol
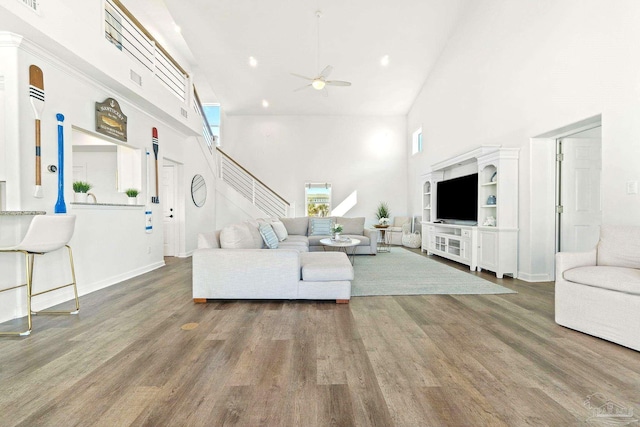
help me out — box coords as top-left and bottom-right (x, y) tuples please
(216, 148), (292, 218)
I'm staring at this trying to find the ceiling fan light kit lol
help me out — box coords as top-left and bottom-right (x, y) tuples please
(312, 79), (326, 90)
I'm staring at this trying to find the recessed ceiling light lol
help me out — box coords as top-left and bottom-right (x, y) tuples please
(262, 99), (269, 108)
(381, 55), (390, 66)
(174, 25), (181, 34)
(249, 56), (258, 67)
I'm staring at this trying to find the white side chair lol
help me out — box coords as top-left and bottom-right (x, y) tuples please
(387, 216), (411, 245)
(0, 214), (79, 336)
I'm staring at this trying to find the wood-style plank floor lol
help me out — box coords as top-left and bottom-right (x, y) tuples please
(0, 249), (638, 426)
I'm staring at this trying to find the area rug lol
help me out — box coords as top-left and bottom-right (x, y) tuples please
(351, 248), (516, 296)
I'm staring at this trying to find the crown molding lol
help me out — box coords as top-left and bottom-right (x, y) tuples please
(0, 32), (24, 48)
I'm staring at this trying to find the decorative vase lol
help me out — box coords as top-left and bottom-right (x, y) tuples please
(334, 232), (341, 241)
(74, 192), (88, 203)
(127, 196), (137, 205)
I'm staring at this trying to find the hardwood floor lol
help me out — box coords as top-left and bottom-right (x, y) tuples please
(0, 249), (638, 426)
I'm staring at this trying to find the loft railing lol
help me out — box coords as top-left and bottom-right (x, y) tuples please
(217, 148), (291, 218)
(193, 87), (216, 152)
(104, 0), (188, 102)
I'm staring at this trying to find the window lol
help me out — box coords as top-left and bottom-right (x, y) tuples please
(305, 183), (331, 217)
(412, 127), (423, 155)
(203, 104), (221, 146)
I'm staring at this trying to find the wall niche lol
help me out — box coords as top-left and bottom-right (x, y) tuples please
(71, 127), (141, 205)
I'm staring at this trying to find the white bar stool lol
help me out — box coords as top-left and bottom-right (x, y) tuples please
(0, 214), (79, 336)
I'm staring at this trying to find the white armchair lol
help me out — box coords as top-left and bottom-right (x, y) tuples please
(555, 225), (640, 351)
(387, 216), (411, 246)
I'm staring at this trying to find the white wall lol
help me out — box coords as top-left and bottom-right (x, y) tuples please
(0, 36), (216, 323)
(220, 115), (408, 227)
(407, 0), (640, 281)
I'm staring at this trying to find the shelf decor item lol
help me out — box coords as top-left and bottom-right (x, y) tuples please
(72, 181), (92, 203)
(486, 195), (496, 205)
(332, 223), (344, 240)
(125, 188), (140, 204)
(490, 171), (497, 182)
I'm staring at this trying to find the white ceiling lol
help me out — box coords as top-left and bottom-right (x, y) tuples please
(122, 0), (467, 116)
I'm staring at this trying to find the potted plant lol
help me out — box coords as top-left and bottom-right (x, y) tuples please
(72, 181), (92, 203)
(332, 223), (344, 240)
(375, 202), (390, 227)
(125, 188), (139, 204)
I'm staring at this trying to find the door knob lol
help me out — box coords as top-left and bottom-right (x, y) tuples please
(166, 214), (173, 218)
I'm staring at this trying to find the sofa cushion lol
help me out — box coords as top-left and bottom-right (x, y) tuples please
(336, 217), (365, 235)
(597, 225), (640, 269)
(563, 266), (640, 295)
(300, 252), (354, 281)
(278, 235), (309, 252)
(220, 223), (259, 249)
(283, 235), (309, 245)
(310, 217), (333, 236)
(245, 219), (267, 249)
(259, 223), (279, 249)
(280, 217), (310, 236)
(197, 231), (220, 249)
(271, 220), (289, 241)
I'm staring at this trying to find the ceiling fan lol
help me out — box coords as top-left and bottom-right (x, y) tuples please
(291, 10), (351, 94)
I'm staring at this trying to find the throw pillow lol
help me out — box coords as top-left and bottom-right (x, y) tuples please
(245, 219), (266, 248)
(337, 217), (365, 235)
(259, 223), (279, 249)
(280, 217), (309, 236)
(220, 223), (256, 249)
(310, 217), (333, 236)
(271, 220), (289, 241)
(197, 231), (220, 249)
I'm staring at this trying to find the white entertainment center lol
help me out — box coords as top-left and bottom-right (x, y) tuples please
(421, 146), (519, 278)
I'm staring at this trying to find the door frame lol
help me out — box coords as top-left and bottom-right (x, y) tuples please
(529, 115), (601, 281)
(162, 158), (185, 257)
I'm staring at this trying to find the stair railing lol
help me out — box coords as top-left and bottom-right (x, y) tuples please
(216, 148), (291, 218)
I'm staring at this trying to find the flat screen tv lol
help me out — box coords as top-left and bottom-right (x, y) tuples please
(436, 174), (478, 223)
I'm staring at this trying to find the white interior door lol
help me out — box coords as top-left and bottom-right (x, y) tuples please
(558, 137), (602, 252)
(162, 163), (176, 256)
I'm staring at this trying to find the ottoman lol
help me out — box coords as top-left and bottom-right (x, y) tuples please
(299, 252), (354, 303)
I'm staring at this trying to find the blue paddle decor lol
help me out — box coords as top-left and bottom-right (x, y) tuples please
(54, 113), (66, 213)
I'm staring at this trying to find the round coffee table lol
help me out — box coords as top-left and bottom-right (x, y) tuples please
(319, 238), (361, 264)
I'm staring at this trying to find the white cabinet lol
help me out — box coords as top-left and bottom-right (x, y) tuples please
(420, 146), (519, 278)
(421, 171), (443, 225)
(424, 223), (477, 271)
(477, 228), (518, 278)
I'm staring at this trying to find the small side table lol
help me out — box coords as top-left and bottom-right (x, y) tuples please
(372, 227), (390, 253)
(319, 238), (361, 264)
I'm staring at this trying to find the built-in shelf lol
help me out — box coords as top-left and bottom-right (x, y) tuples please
(420, 146), (519, 279)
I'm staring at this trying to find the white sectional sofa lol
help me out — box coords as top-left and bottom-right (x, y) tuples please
(192, 216), (370, 303)
(279, 216), (378, 255)
(555, 225), (640, 351)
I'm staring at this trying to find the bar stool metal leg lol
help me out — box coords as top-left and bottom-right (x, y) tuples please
(0, 250), (33, 336)
(31, 245), (80, 316)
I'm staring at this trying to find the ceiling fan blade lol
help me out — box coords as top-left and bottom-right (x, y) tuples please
(291, 73), (314, 81)
(294, 84), (312, 92)
(319, 65), (333, 78)
(326, 80), (351, 87)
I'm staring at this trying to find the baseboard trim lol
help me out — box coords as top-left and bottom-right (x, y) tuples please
(1, 261), (166, 324)
(517, 271), (552, 282)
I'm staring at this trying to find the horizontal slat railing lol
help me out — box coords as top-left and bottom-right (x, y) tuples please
(105, 0), (188, 102)
(217, 148), (290, 218)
